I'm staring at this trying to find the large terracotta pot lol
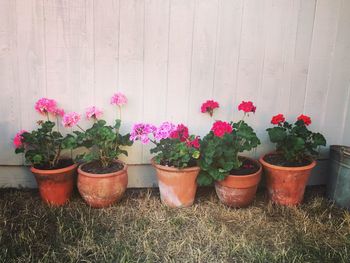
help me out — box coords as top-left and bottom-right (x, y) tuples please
(215, 157), (262, 208)
(151, 158), (200, 208)
(260, 153), (316, 205)
(77, 161), (128, 208)
(31, 163), (77, 206)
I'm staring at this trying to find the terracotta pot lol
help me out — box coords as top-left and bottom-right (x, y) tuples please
(151, 159), (200, 208)
(215, 157), (262, 208)
(77, 161), (128, 208)
(260, 154), (316, 205)
(31, 163), (77, 206)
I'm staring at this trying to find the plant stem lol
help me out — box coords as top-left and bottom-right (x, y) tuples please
(77, 125), (86, 132)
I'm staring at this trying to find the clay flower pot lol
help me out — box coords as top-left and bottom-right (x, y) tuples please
(151, 158), (200, 208)
(77, 161), (128, 208)
(31, 163), (77, 206)
(215, 157), (262, 208)
(260, 153), (316, 205)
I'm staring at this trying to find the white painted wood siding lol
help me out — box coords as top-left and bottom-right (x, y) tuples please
(1, 0), (350, 169)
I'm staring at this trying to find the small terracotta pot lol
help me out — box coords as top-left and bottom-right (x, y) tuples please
(260, 154), (316, 206)
(215, 157), (262, 208)
(31, 163), (77, 206)
(77, 161), (128, 208)
(151, 159), (200, 208)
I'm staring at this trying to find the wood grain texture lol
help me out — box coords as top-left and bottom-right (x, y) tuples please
(1, 1), (350, 187)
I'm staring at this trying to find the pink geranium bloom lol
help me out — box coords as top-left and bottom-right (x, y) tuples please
(35, 98), (57, 115)
(85, 106), (103, 120)
(52, 108), (65, 117)
(211, 121), (233, 137)
(111, 92), (128, 106)
(201, 100), (219, 116)
(154, 122), (176, 140)
(238, 101), (256, 113)
(13, 130), (27, 148)
(62, 112), (81, 127)
(130, 123), (157, 144)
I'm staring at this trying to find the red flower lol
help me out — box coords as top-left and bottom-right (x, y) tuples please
(211, 121), (232, 137)
(297, 114), (311, 126)
(186, 136), (200, 149)
(201, 100), (219, 116)
(271, 114), (285, 125)
(170, 124), (189, 142)
(238, 101), (256, 113)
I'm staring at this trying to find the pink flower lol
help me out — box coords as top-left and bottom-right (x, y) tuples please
(13, 130), (27, 148)
(201, 100), (219, 116)
(170, 124), (189, 142)
(238, 101), (256, 113)
(186, 136), (200, 149)
(130, 123), (157, 144)
(85, 106), (103, 120)
(211, 121), (233, 137)
(62, 112), (81, 127)
(52, 108), (65, 117)
(297, 114), (311, 126)
(111, 92), (128, 106)
(35, 98), (57, 115)
(154, 122), (176, 140)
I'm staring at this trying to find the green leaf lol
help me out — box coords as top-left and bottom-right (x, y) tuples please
(267, 127), (286, 142)
(114, 119), (121, 130)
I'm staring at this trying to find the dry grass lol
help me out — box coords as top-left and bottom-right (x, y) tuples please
(0, 187), (349, 263)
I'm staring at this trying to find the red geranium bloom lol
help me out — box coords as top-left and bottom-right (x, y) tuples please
(238, 101), (256, 113)
(297, 114), (311, 126)
(170, 124), (189, 142)
(201, 100), (219, 116)
(211, 121), (232, 137)
(271, 114), (285, 125)
(186, 136), (200, 149)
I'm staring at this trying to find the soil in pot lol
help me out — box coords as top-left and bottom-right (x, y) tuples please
(215, 157), (262, 208)
(260, 153), (316, 206)
(34, 159), (74, 170)
(31, 160), (77, 206)
(77, 161), (128, 208)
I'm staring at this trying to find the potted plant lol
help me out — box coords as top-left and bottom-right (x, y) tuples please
(75, 92), (133, 208)
(13, 98), (78, 206)
(130, 122), (201, 208)
(198, 100), (261, 208)
(260, 114), (326, 205)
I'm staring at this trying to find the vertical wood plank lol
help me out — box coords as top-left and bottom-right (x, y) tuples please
(93, 0), (120, 125)
(166, 0), (195, 124)
(187, 0), (219, 136)
(0, 0), (21, 164)
(118, 0), (145, 164)
(142, 0), (170, 163)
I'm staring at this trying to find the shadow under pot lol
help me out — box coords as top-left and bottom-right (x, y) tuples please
(31, 161), (77, 206)
(77, 160), (128, 208)
(259, 153), (316, 206)
(215, 157), (262, 208)
(151, 158), (200, 208)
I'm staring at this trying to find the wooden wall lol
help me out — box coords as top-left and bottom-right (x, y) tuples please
(1, 0), (350, 186)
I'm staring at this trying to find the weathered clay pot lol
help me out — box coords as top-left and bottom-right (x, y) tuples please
(260, 154), (316, 205)
(215, 157), (262, 208)
(77, 161), (128, 208)
(31, 163), (77, 206)
(151, 158), (200, 208)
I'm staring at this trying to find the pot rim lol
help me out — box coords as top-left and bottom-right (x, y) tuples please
(78, 160), (127, 178)
(151, 158), (200, 173)
(224, 156), (262, 179)
(259, 153), (316, 171)
(30, 163), (78, 175)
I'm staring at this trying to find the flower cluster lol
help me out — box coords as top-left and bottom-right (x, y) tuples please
(130, 123), (156, 144)
(35, 97), (65, 117)
(238, 101), (256, 113)
(62, 112), (81, 128)
(13, 130), (27, 148)
(154, 122), (176, 140)
(270, 114), (312, 126)
(170, 124), (189, 142)
(201, 100), (219, 116)
(111, 92), (128, 106)
(211, 120), (233, 137)
(85, 106), (103, 120)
